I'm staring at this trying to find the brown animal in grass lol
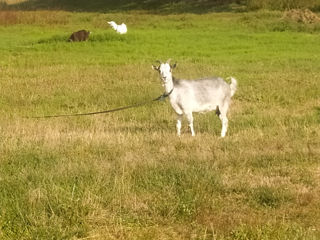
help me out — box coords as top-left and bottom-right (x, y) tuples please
(68, 30), (91, 42)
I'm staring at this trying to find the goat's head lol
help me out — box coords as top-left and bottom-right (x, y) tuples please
(152, 59), (176, 83)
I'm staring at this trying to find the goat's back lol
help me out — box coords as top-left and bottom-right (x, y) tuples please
(173, 77), (231, 112)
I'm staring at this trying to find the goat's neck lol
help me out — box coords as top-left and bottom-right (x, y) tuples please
(163, 76), (174, 94)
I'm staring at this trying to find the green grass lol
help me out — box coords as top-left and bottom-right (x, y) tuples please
(0, 9), (320, 240)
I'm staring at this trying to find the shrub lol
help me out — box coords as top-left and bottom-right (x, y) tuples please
(245, 0), (320, 11)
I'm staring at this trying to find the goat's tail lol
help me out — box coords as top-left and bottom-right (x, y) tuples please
(229, 77), (237, 97)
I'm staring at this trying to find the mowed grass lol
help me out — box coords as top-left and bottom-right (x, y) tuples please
(0, 10), (320, 239)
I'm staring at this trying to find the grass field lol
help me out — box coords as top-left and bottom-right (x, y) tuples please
(0, 6), (320, 240)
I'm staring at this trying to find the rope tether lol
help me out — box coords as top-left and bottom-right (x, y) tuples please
(30, 89), (173, 119)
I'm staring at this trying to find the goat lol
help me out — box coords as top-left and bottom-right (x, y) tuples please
(107, 21), (127, 34)
(152, 60), (237, 137)
(68, 30), (91, 42)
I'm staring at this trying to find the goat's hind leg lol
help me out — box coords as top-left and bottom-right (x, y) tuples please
(186, 112), (195, 136)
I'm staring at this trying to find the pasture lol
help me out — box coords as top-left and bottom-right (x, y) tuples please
(0, 6), (320, 240)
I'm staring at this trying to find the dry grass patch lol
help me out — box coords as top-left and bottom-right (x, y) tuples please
(283, 9), (320, 24)
(0, 0), (27, 4)
(0, 10), (71, 25)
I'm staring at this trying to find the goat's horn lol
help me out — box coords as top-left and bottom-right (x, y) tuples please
(155, 60), (162, 64)
(166, 58), (171, 64)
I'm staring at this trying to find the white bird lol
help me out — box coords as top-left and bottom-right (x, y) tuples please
(107, 21), (127, 34)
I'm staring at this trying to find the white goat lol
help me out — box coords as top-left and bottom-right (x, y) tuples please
(152, 60), (237, 137)
(107, 21), (127, 34)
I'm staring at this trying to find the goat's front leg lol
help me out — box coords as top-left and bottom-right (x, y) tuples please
(219, 114), (228, 138)
(176, 114), (183, 136)
(186, 112), (195, 136)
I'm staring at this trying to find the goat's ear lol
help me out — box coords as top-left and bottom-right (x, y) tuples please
(152, 65), (160, 72)
(171, 63), (177, 69)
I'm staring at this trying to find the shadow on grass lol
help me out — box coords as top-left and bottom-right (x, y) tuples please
(37, 34), (69, 44)
(315, 106), (320, 123)
(0, 0), (245, 14)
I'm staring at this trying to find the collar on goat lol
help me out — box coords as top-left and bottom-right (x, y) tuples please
(155, 88), (174, 101)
